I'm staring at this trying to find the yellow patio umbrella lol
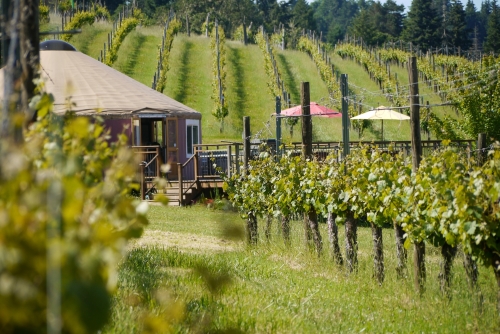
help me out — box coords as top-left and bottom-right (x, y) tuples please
(350, 106), (410, 141)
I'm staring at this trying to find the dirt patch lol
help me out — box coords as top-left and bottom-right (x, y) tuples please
(130, 230), (243, 253)
(269, 254), (305, 271)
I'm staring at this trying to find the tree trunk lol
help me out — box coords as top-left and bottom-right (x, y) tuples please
(345, 211), (357, 273)
(281, 214), (290, 245)
(394, 222), (407, 278)
(20, 0), (40, 123)
(439, 243), (457, 296)
(305, 209), (322, 256)
(264, 215), (272, 241)
(371, 223), (384, 284)
(303, 212), (313, 250)
(463, 252), (479, 288)
(492, 253), (500, 316)
(246, 212), (258, 245)
(413, 241), (426, 294)
(327, 212), (343, 266)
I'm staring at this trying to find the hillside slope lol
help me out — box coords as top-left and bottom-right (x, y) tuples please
(64, 24), (454, 143)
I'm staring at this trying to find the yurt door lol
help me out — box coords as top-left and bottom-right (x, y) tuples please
(166, 118), (178, 179)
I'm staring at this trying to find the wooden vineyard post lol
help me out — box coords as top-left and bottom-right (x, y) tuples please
(341, 74), (350, 158)
(341, 73), (357, 272)
(301, 82), (312, 160)
(205, 12), (210, 38)
(243, 16), (247, 45)
(460, 133), (486, 289)
(243, 116), (257, 244)
(243, 116), (250, 173)
(409, 56), (426, 294)
(477, 133), (487, 166)
(301, 82), (322, 256)
(276, 96), (281, 157)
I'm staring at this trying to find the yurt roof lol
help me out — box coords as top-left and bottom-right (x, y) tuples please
(0, 40), (201, 119)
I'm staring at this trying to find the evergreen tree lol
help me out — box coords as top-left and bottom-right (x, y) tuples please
(478, 0), (492, 46)
(313, 0), (359, 43)
(465, 0), (479, 47)
(350, 9), (381, 45)
(291, 0), (316, 31)
(448, 0), (471, 49)
(402, 0), (443, 51)
(484, 0), (500, 52)
(348, 0), (405, 45)
(382, 0), (406, 38)
(439, 0), (452, 46)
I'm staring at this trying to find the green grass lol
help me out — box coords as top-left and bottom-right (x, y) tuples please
(68, 21), (113, 59)
(328, 51), (467, 141)
(276, 49), (342, 143)
(224, 40), (275, 142)
(61, 22), (468, 142)
(328, 53), (410, 142)
(103, 205), (499, 333)
(40, 13), (62, 37)
(112, 26), (163, 86)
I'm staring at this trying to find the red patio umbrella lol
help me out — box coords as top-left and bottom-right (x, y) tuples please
(280, 102), (342, 118)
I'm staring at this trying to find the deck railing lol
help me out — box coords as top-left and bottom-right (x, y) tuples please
(178, 154), (197, 205)
(195, 143), (245, 179)
(132, 146), (161, 199)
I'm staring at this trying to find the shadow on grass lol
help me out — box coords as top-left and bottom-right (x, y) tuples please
(173, 40), (193, 103)
(277, 53), (299, 104)
(227, 46), (245, 127)
(74, 26), (103, 55)
(122, 33), (146, 77)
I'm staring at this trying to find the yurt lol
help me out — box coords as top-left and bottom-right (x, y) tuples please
(1, 40), (202, 180)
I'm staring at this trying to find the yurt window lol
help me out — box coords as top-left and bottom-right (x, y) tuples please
(186, 119), (199, 157)
(132, 118), (140, 146)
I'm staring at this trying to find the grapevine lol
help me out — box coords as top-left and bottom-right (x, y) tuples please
(225, 141), (500, 308)
(210, 23), (228, 132)
(62, 11), (96, 42)
(104, 16), (139, 66)
(156, 18), (182, 93)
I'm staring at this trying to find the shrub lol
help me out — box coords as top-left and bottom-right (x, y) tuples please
(0, 91), (148, 332)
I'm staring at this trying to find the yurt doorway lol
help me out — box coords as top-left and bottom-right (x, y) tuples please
(166, 118), (179, 180)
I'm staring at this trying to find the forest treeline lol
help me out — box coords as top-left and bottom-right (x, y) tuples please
(47, 0), (500, 53)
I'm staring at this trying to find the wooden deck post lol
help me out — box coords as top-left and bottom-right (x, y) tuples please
(140, 163), (145, 200)
(227, 145), (232, 178)
(177, 163), (183, 206)
(235, 144), (240, 175)
(194, 148), (199, 180)
(156, 146), (160, 178)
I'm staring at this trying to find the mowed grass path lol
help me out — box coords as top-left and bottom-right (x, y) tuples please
(112, 26), (163, 86)
(224, 40), (275, 142)
(329, 52), (459, 140)
(104, 205), (499, 333)
(66, 23), (464, 142)
(276, 49), (341, 143)
(163, 35), (215, 138)
(329, 53), (411, 141)
(69, 22), (112, 60)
